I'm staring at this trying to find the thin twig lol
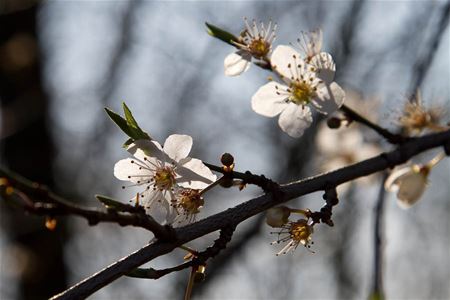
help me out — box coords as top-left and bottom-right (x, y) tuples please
(408, 1), (450, 96)
(371, 172), (388, 299)
(47, 129), (450, 299)
(125, 226), (236, 280)
(0, 169), (175, 241)
(340, 104), (407, 144)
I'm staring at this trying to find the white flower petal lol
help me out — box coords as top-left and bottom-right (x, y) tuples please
(140, 189), (171, 223)
(163, 134), (193, 162)
(114, 158), (151, 183)
(127, 139), (166, 162)
(314, 82), (345, 115)
(310, 52), (335, 84)
(277, 103), (313, 138)
(271, 45), (303, 80)
(176, 158), (217, 189)
(396, 171), (428, 209)
(224, 50), (252, 76)
(251, 81), (289, 117)
(384, 167), (412, 192)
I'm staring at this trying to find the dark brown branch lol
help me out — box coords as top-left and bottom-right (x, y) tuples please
(204, 163), (281, 193)
(126, 225), (236, 279)
(48, 129), (450, 300)
(0, 169), (174, 241)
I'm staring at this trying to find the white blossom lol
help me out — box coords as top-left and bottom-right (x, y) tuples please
(384, 165), (429, 209)
(293, 29), (336, 84)
(224, 18), (276, 76)
(385, 153), (445, 209)
(114, 135), (216, 219)
(270, 219), (314, 255)
(252, 45), (345, 138)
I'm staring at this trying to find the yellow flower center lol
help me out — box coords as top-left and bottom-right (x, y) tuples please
(249, 38), (270, 58)
(290, 220), (313, 244)
(290, 81), (315, 105)
(153, 167), (176, 190)
(179, 189), (204, 214)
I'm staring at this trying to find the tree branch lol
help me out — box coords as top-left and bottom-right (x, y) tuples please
(0, 169), (175, 241)
(126, 225), (235, 280)
(46, 128), (450, 299)
(370, 172), (388, 299)
(340, 104), (407, 144)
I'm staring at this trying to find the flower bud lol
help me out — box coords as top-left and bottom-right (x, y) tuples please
(266, 206), (291, 227)
(326, 117), (342, 129)
(385, 165), (429, 209)
(221, 153), (234, 168)
(193, 265), (206, 282)
(45, 217), (57, 231)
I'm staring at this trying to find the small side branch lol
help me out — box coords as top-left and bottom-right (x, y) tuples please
(0, 169), (174, 241)
(126, 225), (236, 279)
(370, 173), (388, 299)
(340, 104), (407, 144)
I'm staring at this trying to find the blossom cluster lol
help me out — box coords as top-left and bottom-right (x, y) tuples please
(224, 20), (345, 138)
(114, 135), (216, 225)
(106, 18), (449, 257)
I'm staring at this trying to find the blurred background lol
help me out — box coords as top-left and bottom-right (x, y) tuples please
(1, 0), (449, 299)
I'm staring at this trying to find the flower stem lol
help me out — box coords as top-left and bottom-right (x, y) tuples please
(288, 208), (309, 216)
(184, 267), (196, 300)
(426, 151), (446, 168)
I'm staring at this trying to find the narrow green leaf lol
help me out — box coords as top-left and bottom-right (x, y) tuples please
(122, 103), (152, 140)
(122, 138), (134, 148)
(205, 22), (239, 46)
(105, 107), (137, 138)
(122, 102), (139, 129)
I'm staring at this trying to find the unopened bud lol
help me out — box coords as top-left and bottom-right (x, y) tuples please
(194, 265), (206, 282)
(266, 206), (291, 228)
(327, 117), (342, 129)
(221, 153), (235, 172)
(45, 217), (57, 231)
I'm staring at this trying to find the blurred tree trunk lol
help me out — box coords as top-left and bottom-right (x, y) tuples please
(0, 5), (68, 299)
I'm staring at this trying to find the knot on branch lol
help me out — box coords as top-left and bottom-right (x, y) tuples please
(194, 225), (236, 264)
(310, 187), (339, 227)
(243, 171), (284, 199)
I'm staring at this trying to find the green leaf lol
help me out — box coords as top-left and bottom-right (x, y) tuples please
(122, 138), (134, 148)
(105, 107), (137, 138)
(105, 106), (151, 141)
(205, 22), (239, 46)
(122, 102), (152, 140)
(122, 102), (139, 129)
